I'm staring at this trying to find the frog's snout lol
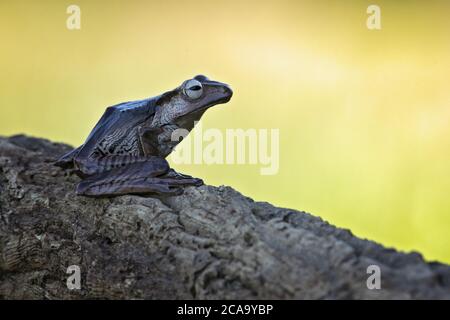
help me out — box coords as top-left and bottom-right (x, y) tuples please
(222, 84), (233, 102)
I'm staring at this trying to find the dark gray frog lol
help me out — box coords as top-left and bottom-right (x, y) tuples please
(56, 75), (233, 196)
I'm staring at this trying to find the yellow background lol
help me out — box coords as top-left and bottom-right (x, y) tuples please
(1, 0), (449, 263)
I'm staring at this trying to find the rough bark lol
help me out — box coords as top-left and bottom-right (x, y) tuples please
(0, 134), (449, 300)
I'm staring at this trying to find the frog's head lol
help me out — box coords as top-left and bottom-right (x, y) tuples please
(155, 75), (233, 129)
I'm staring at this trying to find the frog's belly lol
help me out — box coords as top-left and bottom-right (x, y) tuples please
(97, 128), (142, 156)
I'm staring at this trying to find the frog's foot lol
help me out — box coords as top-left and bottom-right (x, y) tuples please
(77, 177), (187, 197)
(76, 160), (202, 197)
(162, 169), (204, 185)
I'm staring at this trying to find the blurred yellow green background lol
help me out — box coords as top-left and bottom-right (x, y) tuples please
(1, 0), (449, 263)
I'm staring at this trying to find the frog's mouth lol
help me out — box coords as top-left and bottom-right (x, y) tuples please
(181, 90), (232, 119)
(175, 83), (233, 128)
(214, 94), (233, 105)
(174, 97), (229, 129)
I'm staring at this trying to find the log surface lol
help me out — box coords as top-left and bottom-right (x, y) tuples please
(0, 135), (449, 299)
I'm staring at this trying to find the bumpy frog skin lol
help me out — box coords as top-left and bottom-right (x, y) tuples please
(55, 75), (233, 196)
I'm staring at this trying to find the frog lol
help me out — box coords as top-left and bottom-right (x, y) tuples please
(55, 75), (233, 197)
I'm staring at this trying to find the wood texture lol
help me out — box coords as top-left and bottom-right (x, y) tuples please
(0, 135), (449, 299)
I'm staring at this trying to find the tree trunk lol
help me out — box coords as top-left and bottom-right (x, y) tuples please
(0, 135), (449, 299)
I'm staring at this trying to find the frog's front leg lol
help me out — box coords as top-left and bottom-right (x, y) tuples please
(75, 157), (202, 197)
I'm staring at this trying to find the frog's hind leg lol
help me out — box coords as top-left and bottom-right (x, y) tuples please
(76, 158), (202, 197)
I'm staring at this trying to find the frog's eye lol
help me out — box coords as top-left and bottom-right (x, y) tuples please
(184, 79), (203, 99)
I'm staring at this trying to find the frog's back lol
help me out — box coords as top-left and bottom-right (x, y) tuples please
(55, 97), (159, 167)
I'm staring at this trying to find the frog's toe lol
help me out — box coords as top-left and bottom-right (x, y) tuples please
(161, 169), (204, 186)
(192, 178), (204, 186)
(163, 176), (203, 187)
